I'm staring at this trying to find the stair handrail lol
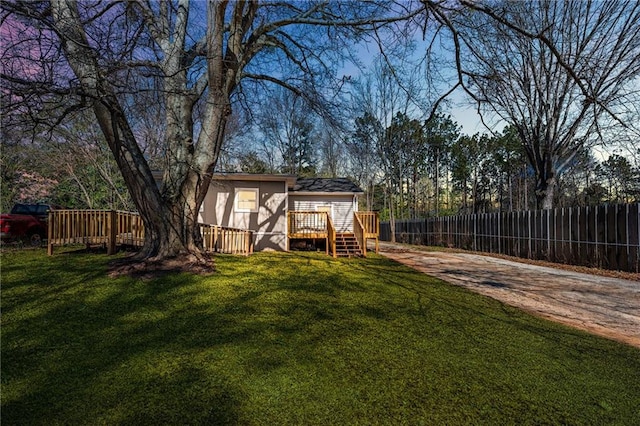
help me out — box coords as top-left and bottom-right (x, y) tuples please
(353, 212), (367, 257)
(355, 211), (379, 253)
(327, 213), (337, 258)
(355, 211), (379, 238)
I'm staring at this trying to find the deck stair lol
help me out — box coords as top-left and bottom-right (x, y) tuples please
(335, 232), (363, 257)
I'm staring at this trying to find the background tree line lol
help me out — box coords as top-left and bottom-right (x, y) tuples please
(6, 90), (636, 220)
(2, 0), (639, 264)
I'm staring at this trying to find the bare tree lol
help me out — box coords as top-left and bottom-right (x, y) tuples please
(347, 55), (425, 239)
(346, 111), (382, 212)
(0, 122), (42, 211)
(317, 126), (345, 178)
(256, 89), (318, 176)
(50, 115), (135, 210)
(449, 0), (640, 209)
(2, 1), (424, 266)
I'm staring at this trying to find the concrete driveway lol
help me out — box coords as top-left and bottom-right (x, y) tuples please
(377, 242), (640, 348)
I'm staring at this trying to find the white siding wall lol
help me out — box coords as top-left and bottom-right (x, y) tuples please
(290, 195), (356, 232)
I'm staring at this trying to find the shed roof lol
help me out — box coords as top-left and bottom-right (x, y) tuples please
(213, 173), (297, 186)
(292, 177), (363, 194)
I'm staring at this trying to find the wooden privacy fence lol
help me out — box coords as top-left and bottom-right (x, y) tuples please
(380, 203), (640, 273)
(48, 210), (253, 256)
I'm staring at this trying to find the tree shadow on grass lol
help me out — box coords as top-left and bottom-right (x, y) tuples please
(0, 251), (390, 425)
(2, 250), (640, 425)
(360, 255), (640, 355)
(2, 253), (240, 424)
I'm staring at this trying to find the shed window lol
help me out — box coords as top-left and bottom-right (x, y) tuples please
(235, 188), (259, 212)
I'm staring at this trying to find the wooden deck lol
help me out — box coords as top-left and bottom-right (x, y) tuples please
(47, 209), (379, 259)
(47, 210), (253, 256)
(287, 211), (379, 258)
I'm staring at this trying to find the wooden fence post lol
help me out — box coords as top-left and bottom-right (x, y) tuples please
(47, 211), (54, 256)
(107, 210), (117, 255)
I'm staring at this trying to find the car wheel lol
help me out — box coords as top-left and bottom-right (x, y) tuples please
(28, 232), (43, 247)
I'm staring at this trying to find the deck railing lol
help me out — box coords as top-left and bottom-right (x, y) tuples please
(47, 209), (252, 256)
(288, 210), (379, 257)
(288, 211), (337, 256)
(287, 211), (329, 239)
(327, 216), (337, 258)
(353, 213), (367, 257)
(355, 211), (380, 253)
(47, 209), (135, 255)
(355, 211), (379, 237)
(116, 211), (145, 247)
(200, 224), (253, 255)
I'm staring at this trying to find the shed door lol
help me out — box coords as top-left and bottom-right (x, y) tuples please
(315, 204), (333, 223)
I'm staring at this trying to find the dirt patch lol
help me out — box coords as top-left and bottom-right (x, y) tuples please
(378, 242), (640, 348)
(47, 245), (217, 279)
(388, 243), (639, 281)
(380, 248), (412, 254)
(108, 254), (216, 280)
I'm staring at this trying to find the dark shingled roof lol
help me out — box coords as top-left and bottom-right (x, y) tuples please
(292, 177), (363, 193)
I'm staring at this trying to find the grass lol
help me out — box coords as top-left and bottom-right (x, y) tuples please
(1, 248), (639, 425)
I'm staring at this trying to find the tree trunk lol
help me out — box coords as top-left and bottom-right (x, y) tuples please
(508, 174), (513, 212)
(434, 149), (440, 217)
(462, 179), (468, 213)
(51, 0), (236, 268)
(535, 175), (556, 210)
(386, 187), (397, 243)
(472, 170), (478, 214)
(523, 165), (529, 210)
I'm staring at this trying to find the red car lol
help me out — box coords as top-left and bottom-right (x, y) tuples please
(0, 203), (58, 246)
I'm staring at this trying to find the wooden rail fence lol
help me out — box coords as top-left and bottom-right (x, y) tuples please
(48, 210), (253, 256)
(380, 203), (640, 273)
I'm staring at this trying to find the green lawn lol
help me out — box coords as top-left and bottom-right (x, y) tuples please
(2, 248), (639, 425)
